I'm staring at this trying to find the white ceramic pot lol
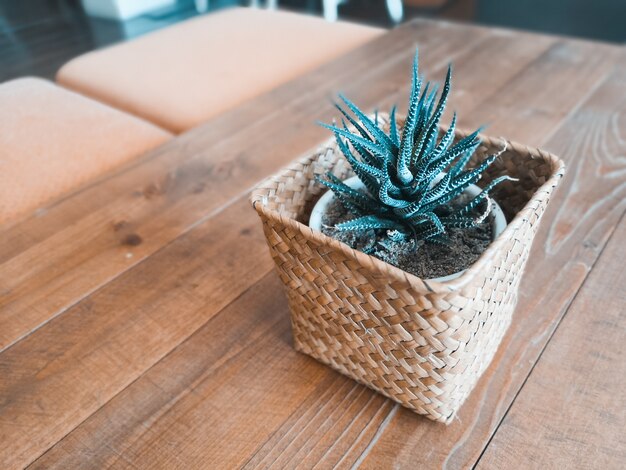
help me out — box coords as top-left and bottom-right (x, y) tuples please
(309, 175), (507, 282)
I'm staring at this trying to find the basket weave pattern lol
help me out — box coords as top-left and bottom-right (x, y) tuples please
(251, 120), (564, 423)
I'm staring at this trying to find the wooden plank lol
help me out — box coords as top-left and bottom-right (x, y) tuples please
(476, 218), (626, 470)
(25, 38), (624, 468)
(0, 199), (276, 468)
(29, 272), (392, 469)
(356, 58), (626, 469)
(0, 19), (493, 353)
(0, 22), (506, 469)
(457, 37), (620, 144)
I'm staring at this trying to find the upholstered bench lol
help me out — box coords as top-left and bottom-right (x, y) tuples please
(56, 7), (384, 133)
(0, 78), (172, 225)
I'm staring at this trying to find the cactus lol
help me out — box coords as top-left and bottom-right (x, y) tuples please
(317, 48), (512, 250)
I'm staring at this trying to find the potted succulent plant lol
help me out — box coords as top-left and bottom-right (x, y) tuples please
(251, 49), (564, 423)
(308, 59), (511, 282)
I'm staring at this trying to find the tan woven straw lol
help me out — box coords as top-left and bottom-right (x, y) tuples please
(251, 115), (564, 423)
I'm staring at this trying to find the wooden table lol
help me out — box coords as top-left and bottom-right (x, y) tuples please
(1, 18), (625, 469)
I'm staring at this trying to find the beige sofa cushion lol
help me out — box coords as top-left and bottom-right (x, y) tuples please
(0, 78), (172, 225)
(56, 7), (384, 133)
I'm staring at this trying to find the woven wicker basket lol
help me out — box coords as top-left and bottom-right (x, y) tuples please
(251, 116), (564, 423)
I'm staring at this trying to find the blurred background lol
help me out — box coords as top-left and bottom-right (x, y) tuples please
(1, 0), (625, 82)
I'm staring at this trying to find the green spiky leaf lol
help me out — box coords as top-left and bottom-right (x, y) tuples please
(335, 215), (403, 232)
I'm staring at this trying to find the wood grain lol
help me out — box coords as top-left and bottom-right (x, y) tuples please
(357, 57), (626, 469)
(29, 272), (395, 469)
(0, 19), (624, 470)
(476, 218), (626, 470)
(30, 34), (625, 470)
(0, 19), (490, 353)
(0, 199), (274, 469)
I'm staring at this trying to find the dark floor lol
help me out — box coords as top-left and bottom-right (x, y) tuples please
(1, 0), (624, 83)
(0, 0), (206, 81)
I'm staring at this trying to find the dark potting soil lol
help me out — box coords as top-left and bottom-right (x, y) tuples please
(320, 196), (493, 280)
